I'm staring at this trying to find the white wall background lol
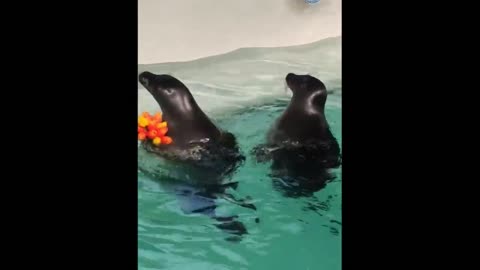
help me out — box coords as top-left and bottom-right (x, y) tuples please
(138, 0), (341, 64)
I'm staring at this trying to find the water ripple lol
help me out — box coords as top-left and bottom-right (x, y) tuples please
(138, 38), (341, 270)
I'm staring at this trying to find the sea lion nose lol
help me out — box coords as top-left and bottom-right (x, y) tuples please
(139, 71), (153, 86)
(139, 76), (148, 86)
(286, 73), (296, 81)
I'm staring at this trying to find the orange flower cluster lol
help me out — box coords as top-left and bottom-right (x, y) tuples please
(138, 112), (173, 146)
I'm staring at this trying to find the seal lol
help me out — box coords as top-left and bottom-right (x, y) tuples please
(139, 72), (222, 148)
(253, 73), (341, 197)
(138, 72), (244, 178)
(138, 72), (255, 240)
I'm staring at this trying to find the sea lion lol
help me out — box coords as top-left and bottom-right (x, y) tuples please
(138, 72), (254, 240)
(253, 73), (341, 197)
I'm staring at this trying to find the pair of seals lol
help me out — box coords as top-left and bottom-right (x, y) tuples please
(138, 71), (341, 238)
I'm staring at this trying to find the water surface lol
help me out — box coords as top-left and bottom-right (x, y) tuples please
(138, 36), (342, 270)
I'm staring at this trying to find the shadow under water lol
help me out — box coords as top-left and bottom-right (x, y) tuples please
(138, 140), (257, 242)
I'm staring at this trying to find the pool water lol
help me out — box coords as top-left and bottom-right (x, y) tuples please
(138, 37), (341, 270)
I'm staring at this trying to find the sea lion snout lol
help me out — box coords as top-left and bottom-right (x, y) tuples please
(139, 71), (154, 87)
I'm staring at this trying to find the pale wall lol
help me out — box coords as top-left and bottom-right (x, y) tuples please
(138, 0), (341, 64)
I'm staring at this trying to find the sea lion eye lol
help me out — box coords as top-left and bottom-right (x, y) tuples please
(164, 88), (173, 94)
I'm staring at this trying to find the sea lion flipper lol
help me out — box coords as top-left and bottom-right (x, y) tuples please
(219, 193), (257, 211)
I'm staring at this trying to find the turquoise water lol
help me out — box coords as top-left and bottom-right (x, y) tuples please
(138, 100), (341, 270)
(138, 37), (341, 270)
